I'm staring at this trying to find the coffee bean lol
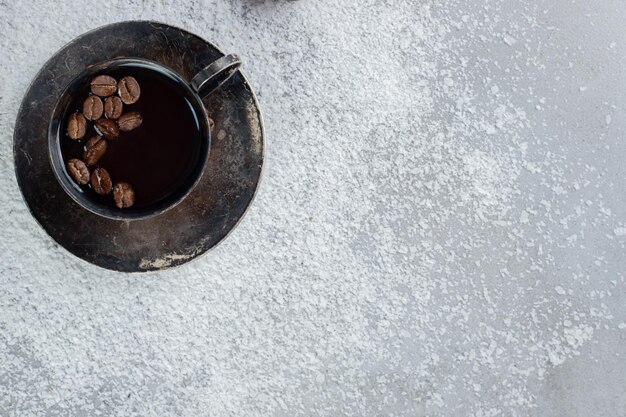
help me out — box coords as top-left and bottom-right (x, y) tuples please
(82, 95), (103, 120)
(113, 182), (135, 209)
(208, 117), (215, 130)
(118, 76), (141, 104)
(94, 118), (120, 139)
(85, 136), (100, 148)
(91, 167), (112, 195)
(83, 136), (107, 166)
(67, 113), (87, 140)
(90, 75), (117, 97)
(104, 96), (123, 119)
(117, 111), (143, 131)
(67, 158), (90, 185)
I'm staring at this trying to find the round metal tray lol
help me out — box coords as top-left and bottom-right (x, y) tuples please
(13, 21), (264, 272)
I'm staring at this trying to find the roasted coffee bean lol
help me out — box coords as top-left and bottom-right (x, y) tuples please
(91, 167), (112, 195)
(94, 118), (120, 139)
(90, 75), (117, 97)
(104, 96), (123, 119)
(83, 136), (107, 166)
(85, 136), (100, 148)
(67, 158), (90, 185)
(82, 95), (103, 120)
(117, 111), (143, 131)
(208, 117), (215, 130)
(67, 113), (87, 140)
(113, 182), (135, 209)
(118, 76), (140, 104)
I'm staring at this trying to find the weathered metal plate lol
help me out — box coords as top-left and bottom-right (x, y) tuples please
(13, 21), (264, 272)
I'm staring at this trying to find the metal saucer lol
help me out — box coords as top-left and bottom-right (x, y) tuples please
(13, 21), (264, 272)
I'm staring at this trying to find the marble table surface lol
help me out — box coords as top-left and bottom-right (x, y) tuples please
(0, 1), (624, 416)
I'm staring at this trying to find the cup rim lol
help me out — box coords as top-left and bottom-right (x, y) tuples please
(48, 57), (211, 221)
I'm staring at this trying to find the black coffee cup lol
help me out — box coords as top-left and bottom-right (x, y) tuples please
(48, 54), (241, 220)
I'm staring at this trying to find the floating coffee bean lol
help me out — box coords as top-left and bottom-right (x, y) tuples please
(94, 118), (120, 139)
(67, 113), (87, 140)
(113, 182), (135, 209)
(91, 167), (112, 195)
(63, 71), (160, 206)
(104, 96), (123, 119)
(118, 76), (140, 104)
(90, 75), (117, 97)
(82, 95), (103, 120)
(117, 111), (143, 131)
(83, 136), (107, 166)
(85, 136), (100, 148)
(67, 158), (90, 185)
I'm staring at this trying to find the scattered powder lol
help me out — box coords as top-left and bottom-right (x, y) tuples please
(503, 34), (518, 46)
(614, 226), (626, 236)
(0, 0), (624, 416)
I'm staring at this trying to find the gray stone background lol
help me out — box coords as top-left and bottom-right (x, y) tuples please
(0, 0), (625, 416)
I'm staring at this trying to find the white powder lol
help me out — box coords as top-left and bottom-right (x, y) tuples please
(614, 227), (626, 236)
(0, 0), (624, 416)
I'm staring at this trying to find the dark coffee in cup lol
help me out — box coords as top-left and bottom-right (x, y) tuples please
(59, 65), (203, 209)
(49, 55), (240, 220)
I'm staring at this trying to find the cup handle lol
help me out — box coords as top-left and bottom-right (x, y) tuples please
(190, 54), (242, 96)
